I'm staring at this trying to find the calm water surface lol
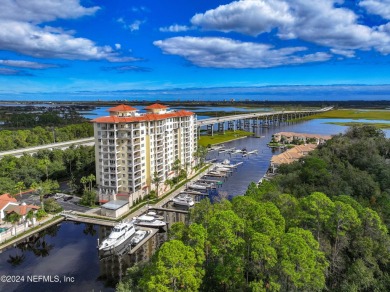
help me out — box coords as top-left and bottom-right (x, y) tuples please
(0, 222), (110, 292)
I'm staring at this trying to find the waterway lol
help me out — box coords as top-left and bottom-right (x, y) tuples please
(1, 107), (389, 291)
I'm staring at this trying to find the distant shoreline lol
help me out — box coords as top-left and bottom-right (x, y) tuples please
(0, 100), (389, 109)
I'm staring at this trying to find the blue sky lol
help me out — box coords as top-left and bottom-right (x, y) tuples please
(1, 0), (390, 100)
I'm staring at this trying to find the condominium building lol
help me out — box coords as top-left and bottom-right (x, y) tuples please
(92, 104), (197, 206)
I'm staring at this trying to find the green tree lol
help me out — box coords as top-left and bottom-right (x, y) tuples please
(5, 212), (21, 224)
(172, 159), (181, 177)
(279, 228), (328, 291)
(14, 181), (25, 196)
(152, 171), (162, 198)
(139, 240), (202, 291)
(193, 145), (207, 167)
(43, 198), (63, 214)
(300, 192), (335, 242)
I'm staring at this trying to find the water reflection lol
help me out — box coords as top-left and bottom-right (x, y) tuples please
(98, 208), (188, 285)
(0, 222), (108, 292)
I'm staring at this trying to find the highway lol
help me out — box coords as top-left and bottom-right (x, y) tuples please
(0, 137), (94, 158)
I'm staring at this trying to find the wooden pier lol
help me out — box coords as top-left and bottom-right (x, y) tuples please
(149, 207), (189, 214)
(61, 211), (117, 227)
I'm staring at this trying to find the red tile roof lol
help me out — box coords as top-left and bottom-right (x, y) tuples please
(108, 104), (137, 112)
(145, 103), (168, 110)
(0, 194), (17, 210)
(4, 204), (39, 216)
(92, 110), (194, 123)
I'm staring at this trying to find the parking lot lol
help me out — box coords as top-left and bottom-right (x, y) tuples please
(20, 193), (91, 213)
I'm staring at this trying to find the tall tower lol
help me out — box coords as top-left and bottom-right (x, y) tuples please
(92, 104), (197, 206)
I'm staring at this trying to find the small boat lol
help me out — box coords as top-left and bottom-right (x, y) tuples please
(99, 222), (136, 251)
(215, 166), (231, 172)
(129, 230), (148, 246)
(146, 211), (164, 221)
(134, 214), (166, 228)
(188, 183), (207, 190)
(172, 194), (195, 207)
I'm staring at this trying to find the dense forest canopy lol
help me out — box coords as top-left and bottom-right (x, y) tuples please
(0, 146), (95, 195)
(118, 126), (390, 291)
(1, 109), (87, 128)
(0, 109), (93, 151)
(0, 123), (93, 151)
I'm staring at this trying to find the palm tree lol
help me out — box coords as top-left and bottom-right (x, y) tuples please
(87, 174), (96, 191)
(15, 181), (25, 197)
(172, 159), (182, 177)
(184, 161), (191, 179)
(152, 171), (162, 198)
(193, 145), (208, 167)
(80, 176), (88, 192)
(31, 181), (43, 209)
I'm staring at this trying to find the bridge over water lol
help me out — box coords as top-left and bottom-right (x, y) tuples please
(0, 106), (332, 158)
(197, 106), (333, 135)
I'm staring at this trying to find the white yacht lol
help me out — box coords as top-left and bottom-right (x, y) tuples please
(146, 211), (164, 221)
(172, 194), (195, 207)
(99, 222), (135, 251)
(129, 230), (148, 246)
(188, 183), (207, 190)
(134, 214), (166, 228)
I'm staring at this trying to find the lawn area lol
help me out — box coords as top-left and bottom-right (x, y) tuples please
(199, 130), (253, 147)
(304, 109), (390, 120)
(326, 122), (390, 129)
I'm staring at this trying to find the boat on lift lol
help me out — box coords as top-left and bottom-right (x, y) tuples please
(129, 230), (149, 246)
(172, 194), (195, 207)
(188, 183), (207, 190)
(98, 222), (136, 251)
(145, 211), (164, 221)
(134, 214), (166, 228)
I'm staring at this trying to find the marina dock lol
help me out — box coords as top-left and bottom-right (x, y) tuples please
(61, 211), (117, 227)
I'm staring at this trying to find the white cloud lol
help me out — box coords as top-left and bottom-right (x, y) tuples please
(0, 20), (123, 60)
(115, 43), (121, 50)
(330, 49), (356, 58)
(0, 0), (129, 62)
(118, 18), (145, 32)
(0, 59), (58, 69)
(159, 24), (193, 32)
(359, 0), (390, 20)
(154, 36), (331, 68)
(190, 0), (390, 55)
(191, 0), (293, 36)
(129, 20), (143, 31)
(0, 0), (99, 23)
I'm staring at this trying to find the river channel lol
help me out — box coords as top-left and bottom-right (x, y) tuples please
(1, 107), (389, 291)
